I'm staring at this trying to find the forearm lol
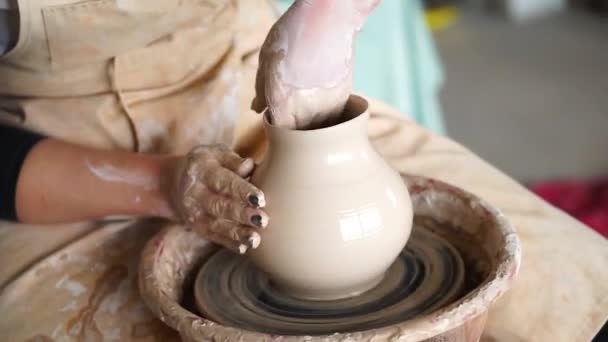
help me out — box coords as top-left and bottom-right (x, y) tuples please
(4, 125), (267, 254)
(15, 138), (176, 224)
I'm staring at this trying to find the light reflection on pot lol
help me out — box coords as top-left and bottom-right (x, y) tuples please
(339, 205), (383, 242)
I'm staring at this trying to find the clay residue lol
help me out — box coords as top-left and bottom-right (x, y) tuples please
(59, 300), (79, 312)
(85, 159), (157, 191)
(55, 276), (87, 298)
(65, 265), (128, 341)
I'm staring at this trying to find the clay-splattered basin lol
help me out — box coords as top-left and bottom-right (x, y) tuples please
(138, 175), (521, 342)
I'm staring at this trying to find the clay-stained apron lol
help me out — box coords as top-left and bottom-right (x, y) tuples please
(0, 0), (607, 341)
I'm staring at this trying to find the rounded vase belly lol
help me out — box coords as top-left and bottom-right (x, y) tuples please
(250, 95), (413, 300)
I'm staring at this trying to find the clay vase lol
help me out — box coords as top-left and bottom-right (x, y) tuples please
(249, 95), (413, 300)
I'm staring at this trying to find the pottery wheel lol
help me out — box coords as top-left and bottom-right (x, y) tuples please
(194, 226), (465, 336)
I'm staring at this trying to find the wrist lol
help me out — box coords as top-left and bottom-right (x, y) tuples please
(107, 153), (178, 220)
(145, 154), (180, 220)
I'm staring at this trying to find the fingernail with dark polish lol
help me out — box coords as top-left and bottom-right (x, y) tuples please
(248, 195), (259, 207)
(251, 215), (263, 227)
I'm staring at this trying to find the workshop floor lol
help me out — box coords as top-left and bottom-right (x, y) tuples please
(435, 7), (608, 182)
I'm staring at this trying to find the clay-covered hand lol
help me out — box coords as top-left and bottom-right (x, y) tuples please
(166, 144), (267, 254)
(252, 0), (381, 129)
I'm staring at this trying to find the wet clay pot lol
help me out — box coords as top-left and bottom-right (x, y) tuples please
(249, 95), (413, 300)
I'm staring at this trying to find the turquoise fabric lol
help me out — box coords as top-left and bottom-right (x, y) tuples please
(275, 0), (446, 134)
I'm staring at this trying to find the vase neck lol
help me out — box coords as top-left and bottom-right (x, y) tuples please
(265, 111), (372, 158)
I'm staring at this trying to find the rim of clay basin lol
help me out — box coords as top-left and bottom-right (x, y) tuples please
(138, 174), (522, 342)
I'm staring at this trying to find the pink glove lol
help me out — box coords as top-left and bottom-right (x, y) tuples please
(252, 0), (381, 129)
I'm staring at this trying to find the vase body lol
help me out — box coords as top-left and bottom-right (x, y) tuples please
(250, 96), (412, 300)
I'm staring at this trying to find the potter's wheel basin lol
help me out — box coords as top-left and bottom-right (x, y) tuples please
(138, 175), (521, 341)
(192, 224), (466, 336)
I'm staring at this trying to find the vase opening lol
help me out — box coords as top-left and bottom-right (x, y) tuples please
(264, 95), (369, 131)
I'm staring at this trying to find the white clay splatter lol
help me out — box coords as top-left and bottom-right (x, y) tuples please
(115, 0), (129, 10)
(55, 275), (87, 297)
(59, 300), (79, 312)
(86, 160), (157, 191)
(249, 232), (261, 249)
(137, 118), (168, 147)
(182, 69), (239, 146)
(68, 321), (82, 336)
(51, 324), (67, 340)
(106, 327), (122, 341)
(43, 252), (90, 271)
(99, 278), (130, 314)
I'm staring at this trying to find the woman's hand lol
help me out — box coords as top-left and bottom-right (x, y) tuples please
(166, 144), (268, 254)
(252, 0), (381, 129)
(13, 133), (267, 254)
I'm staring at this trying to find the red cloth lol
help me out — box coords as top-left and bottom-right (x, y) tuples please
(530, 179), (608, 237)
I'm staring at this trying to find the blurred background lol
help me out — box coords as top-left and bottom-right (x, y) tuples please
(425, 0), (608, 237)
(425, 4), (607, 338)
(429, 0), (607, 182)
(277, 0), (607, 237)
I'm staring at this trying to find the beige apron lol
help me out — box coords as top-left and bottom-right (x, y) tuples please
(1, 1), (607, 341)
(0, 0), (272, 154)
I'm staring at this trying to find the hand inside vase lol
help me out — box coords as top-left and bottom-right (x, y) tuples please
(252, 0), (381, 129)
